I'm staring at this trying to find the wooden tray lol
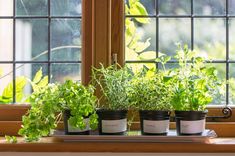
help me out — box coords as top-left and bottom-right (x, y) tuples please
(53, 129), (217, 144)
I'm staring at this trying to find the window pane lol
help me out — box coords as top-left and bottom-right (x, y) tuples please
(51, 63), (81, 82)
(0, 19), (13, 61)
(51, 0), (82, 16)
(126, 63), (156, 72)
(51, 19), (81, 61)
(125, 18), (156, 61)
(194, 18), (226, 60)
(230, 19), (235, 60)
(229, 0), (235, 15)
(230, 64), (235, 104)
(126, 0), (156, 15)
(210, 63), (226, 105)
(16, 0), (48, 16)
(15, 63), (48, 102)
(0, 64), (13, 103)
(159, 0), (191, 15)
(159, 18), (191, 57)
(0, 0), (13, 16)
(16, 19), (48, 61)
(194, 0), (226, 15)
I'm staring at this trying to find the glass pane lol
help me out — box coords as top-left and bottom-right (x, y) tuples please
(126, 0), (156, 15)
(51, 0), (82, 16)
(16, 19), (48, 61)
(125, 18), (156, 61)
(51, 63), (81, 82)
(194, 18), (226, 60)
(0, 19), (13, 61)
(16, 0), (48, 16)
(159, 18), (191, 57)
(159, 0), (191, 15)
(230, 64), (235, 104)
(207, 63), (225, 105)
(229, 0), (235, 15)
(194, 0), (226, 15)
(0, 0), (13, 16)
(0, 64), (13, 104)
(15, 63), (48, 102)
(51, 19), (81, 61)
(126, 63), (156, 72)
(230, 19), (235, 60)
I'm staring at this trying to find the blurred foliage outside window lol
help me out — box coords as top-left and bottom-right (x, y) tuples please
(125, 0), (235, 105)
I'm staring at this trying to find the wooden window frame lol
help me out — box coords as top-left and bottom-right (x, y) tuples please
(0, 0), (234, 137)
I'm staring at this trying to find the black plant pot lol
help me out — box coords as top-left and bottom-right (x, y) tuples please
(63, 110), (90, 135)
(175, 110), (208, 136)
(96, 109), (128, 135)
(139, 110), (171, 135)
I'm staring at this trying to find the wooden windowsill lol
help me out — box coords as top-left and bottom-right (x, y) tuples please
(1, 137), (235, 153)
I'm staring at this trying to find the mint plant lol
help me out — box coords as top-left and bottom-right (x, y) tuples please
(172, 45), (222, 111)
(19, 80), (98, 142)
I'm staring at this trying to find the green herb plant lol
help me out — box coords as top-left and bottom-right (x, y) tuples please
(172, 44), (222, 111)
(19, 80), (98, 142)
(92, 64), (132, 110)
(129, 56), (174, 111)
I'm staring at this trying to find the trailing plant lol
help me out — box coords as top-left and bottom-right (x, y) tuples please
(171, 44), (222, 111)
(129, 56), (174, 111)
(19, 80), (98, 142)
(92, 64), (132, 110)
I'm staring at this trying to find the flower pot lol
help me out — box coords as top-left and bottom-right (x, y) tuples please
(139, 110), (170, 135)
(96, 109), (128, 135)
(63, 110), (90, 135)
(175, 110), (208, 135)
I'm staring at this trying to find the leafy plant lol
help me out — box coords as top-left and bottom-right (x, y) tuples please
(92, 64), (132, 110)
(5, 135), (18, 143)
(171, 44), (222, 111)
(19, 80), (98, 142)
(0, 68), (48, 104)
(129, 61), (174, 111)
(125, 0), (156, 70)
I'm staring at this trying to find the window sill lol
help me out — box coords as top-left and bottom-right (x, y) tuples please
(0, 137), (235, 153)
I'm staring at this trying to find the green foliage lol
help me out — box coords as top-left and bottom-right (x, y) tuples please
(171, 45), (222, 111)
(58, 80), (98, 130)
(129, 67), (174, 111)
(0, 77), (27, 104)
(125, 0), (155, 70)
(5, 135), (17, 143)
(92, 64), (132, 110)
(0, 68), (48, 104)
(19, 80), (98, 142)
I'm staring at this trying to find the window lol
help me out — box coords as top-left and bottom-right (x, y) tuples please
(125, 0), (235, 106)
(0, 0), (82, 103)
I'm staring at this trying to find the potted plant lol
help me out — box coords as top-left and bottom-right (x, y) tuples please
(92, 64), (132, 135)
(18, 80), (98, 142)
(172, 45), (222, 135)
(129, 56), (174, 135)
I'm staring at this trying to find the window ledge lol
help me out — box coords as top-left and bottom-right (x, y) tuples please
(1, 137), (235, 153)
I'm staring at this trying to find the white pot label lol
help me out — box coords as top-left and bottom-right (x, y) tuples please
(143, 120), (169, 134)
(68, 118), (90, 133)
(180, 119), (205, 134)
(102, 118), (127, 133)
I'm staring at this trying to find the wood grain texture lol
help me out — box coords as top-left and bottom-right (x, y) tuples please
(82, 0), (93, 85)
(92, 0), (111, 68)
(1, 137), (235, 152)
(111, 0), (125, 66)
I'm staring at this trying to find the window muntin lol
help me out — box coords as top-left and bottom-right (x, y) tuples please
(125, 0), (235, 105)
(0, 0), (82, 103)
